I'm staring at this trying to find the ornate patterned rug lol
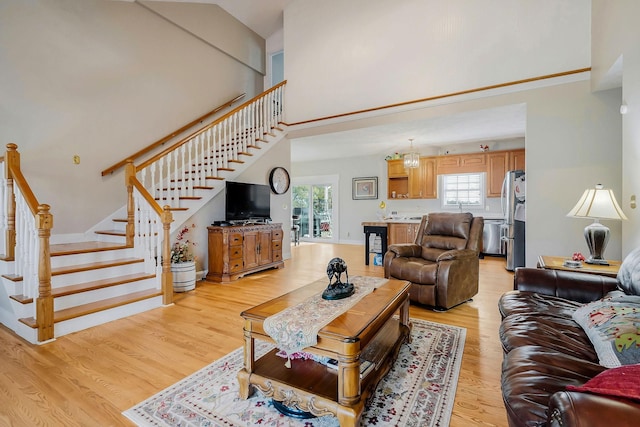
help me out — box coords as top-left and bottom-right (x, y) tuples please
(123, 319), (465, 427)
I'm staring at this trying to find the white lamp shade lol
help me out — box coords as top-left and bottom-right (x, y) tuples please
(566, 185), (628, 220)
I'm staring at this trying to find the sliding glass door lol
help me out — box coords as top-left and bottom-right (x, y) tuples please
(291, 175), (338, 243)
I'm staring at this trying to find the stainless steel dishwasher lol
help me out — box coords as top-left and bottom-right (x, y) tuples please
(482, 219), (505, 256)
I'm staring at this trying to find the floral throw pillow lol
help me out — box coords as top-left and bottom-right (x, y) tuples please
(572, 293), (640, 368)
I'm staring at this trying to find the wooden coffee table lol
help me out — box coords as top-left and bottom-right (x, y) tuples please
(237, 277), (411, 426)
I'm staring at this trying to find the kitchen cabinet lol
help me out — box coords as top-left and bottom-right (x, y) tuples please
(486, 151), (510, 197)
(486, 149), (526, 197)
(388, 149), (524, 199)
(387, 157), (437, 199)
(411, 157), (437, 199)
(387, 159), (409, 198)
(207, 223), (283, 282)
(387, 159), (407, 178)
(388, 223), (420, 245)
(510, 149), (525, 171)
(436, 153), (486, 175)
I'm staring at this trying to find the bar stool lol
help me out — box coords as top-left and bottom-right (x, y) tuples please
(291, 215), (301, 245)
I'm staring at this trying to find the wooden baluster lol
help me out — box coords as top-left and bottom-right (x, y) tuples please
(267, 91), (272, 130)
(260, 97), (265, 136)
(194, 134), (202, 188)
(231, 114), (236, 161)
(249, 103), (255, 148)
(206, 129), (212, 181)
(125, 161), (135, 247)
(223, 119), (228, 169)
(150, 164), (157, 201)
(172, 149), (179, 205)
(161, 205), (173, 305)
(238, 110), (242, 156)
(0, 162), (5, 252)
(4, 143), (18, 261)
(187, 139), (194, 197)
(35, 203), (53, 342)
(216, 124), (222, 175)
(157, 157), (164, 202)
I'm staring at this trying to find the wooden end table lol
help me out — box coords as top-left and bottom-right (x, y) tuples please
(537, 255), (621, 278)
(237, 278), (411, 427)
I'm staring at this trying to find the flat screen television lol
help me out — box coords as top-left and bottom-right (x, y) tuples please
(225, 181), (271, 222)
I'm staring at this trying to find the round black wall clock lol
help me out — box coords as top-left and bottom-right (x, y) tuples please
(269, 167), (290, 194)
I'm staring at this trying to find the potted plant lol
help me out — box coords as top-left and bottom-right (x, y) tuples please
(170, 223), (197, 292)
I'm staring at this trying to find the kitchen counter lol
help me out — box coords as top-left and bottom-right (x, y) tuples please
(362, 213), (503, 226)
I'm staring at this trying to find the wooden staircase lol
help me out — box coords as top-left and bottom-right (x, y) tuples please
(0, 82), (287, 344)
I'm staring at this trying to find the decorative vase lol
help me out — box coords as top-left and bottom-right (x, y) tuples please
(171, 260), (196, 292)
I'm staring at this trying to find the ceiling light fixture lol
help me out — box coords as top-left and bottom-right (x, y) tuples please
(403, 138), (420, 169)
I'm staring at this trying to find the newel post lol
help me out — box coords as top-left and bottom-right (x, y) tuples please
(4, 143), (18, 260)
(161, 205), (173, 305)
(124, 160), (135, 247)
(36, 204), (54, 342)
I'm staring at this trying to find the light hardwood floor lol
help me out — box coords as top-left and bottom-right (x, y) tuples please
(0, 243), (512, 426)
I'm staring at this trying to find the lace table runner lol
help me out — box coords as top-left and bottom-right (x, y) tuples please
(263, 276), (388, 367)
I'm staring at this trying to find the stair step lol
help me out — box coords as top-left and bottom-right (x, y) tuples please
(170, 176), (223, 183)
(52, 272), (156, 297)
(166, 207), (189, 211)
(50, 241), (129, 256)
(157, 186), (214, 192)
(9, 272), (155, 303)
(19, 288), (162, 328)
(113, 218), (127, 223)
(10, 294), (32, 304)
(51, 257), (144, 276)
(5, 258), (147, 293)
(94, 229), (126, 237)
(154, 196), (202, 201)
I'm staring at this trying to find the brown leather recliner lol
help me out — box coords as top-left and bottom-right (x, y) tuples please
(383, 212), (484, 310)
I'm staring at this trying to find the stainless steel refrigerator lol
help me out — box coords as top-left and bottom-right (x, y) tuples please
(500, 170), (526, 271)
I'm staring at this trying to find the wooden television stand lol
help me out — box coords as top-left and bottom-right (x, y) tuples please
(206, 223), (283, 282)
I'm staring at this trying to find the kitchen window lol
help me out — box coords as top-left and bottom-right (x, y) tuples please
(441, 173), (485, 209)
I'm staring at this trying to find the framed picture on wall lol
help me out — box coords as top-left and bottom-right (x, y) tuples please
(352, 177), (378, 200)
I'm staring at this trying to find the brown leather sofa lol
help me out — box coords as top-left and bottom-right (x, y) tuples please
(383, 212), (483, 310)
(499, 267), (640, 427)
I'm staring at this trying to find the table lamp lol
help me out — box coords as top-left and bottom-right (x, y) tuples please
(566, 184), (627, 265)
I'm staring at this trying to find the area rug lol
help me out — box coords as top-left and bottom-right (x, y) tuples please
(123, 319), (466, 427)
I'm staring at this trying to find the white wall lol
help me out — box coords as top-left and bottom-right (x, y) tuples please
(592, 0), (640, 255)
(0, 0), (265, 233)
(284, 0), (590, 123)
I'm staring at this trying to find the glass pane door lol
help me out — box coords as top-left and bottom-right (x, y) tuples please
(292, 181), (336, 242)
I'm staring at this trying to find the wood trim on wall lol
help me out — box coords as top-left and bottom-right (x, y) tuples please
(285, 68), (591, 127)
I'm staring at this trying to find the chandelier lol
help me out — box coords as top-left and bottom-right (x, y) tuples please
(403, 138), (420, 169)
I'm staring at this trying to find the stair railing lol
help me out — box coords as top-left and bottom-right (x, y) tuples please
(125, 162), (173, 305)
(119, 83), (285, 305)
(2, 143), (54, 342)
(133, 81), (286, 208)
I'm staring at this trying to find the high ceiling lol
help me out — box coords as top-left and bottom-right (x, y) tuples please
(146, 1), (526, 162)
